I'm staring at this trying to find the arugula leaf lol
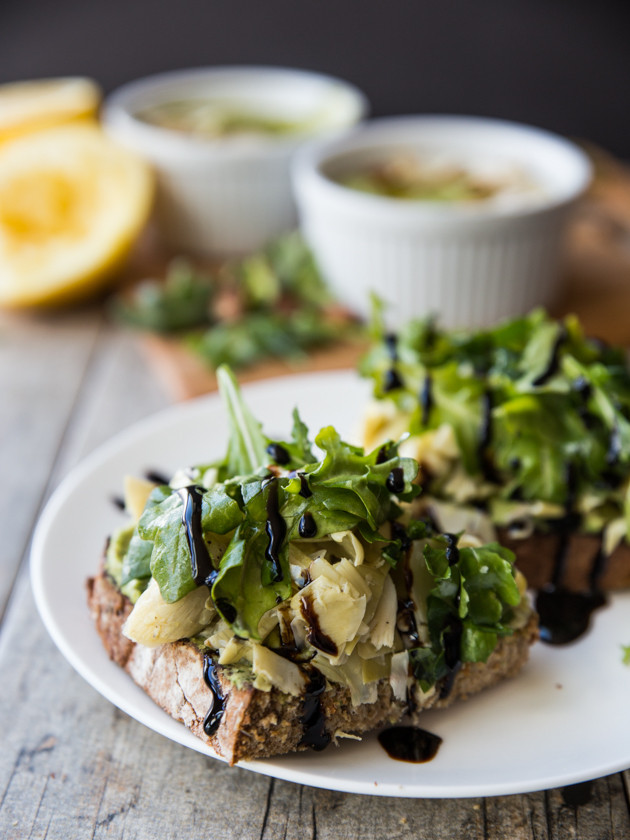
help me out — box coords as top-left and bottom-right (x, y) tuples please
(137, 487), (198, 603)
(410, 537), (521, 692)
(120, 532), (153, 585)
(216, 365), (269, 478)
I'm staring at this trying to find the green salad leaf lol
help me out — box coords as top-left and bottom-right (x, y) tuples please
(410, 538), (521, 691)
(361, 306), (630, 524)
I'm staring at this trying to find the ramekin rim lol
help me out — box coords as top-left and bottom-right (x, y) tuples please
(292, 114), (593, 221)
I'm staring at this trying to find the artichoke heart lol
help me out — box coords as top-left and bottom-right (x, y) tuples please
(330, 530), (365, 566)
(291, 557), (368, 660)
(252, 644), (306, 696)
(122, 578), (215, 647)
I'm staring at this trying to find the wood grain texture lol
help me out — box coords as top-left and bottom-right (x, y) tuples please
(0, 307), (103, 620)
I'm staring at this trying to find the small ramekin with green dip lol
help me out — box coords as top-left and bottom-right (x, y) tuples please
(104, 67), (368, 257)
(293, 115), (591, 328)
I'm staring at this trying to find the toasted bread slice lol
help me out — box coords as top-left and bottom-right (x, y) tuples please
(497, 529), (630, 592)
(86, 571), (538, 765)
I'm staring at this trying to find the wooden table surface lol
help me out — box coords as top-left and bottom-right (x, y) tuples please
(4, 161), (630, 839)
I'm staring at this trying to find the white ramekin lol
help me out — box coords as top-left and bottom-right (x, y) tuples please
(292, 115), (592, 328)
(103, 66), (368, 257)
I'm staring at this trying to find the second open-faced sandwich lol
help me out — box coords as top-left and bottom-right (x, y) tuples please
(87, 366), (536, 764)
(360, 307), (630, 643)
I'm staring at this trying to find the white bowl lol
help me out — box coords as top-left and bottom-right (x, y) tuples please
(292, 115), (592, 328)
(103, 66), (368, 257)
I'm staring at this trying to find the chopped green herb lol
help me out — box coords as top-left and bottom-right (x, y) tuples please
(111, 233), (361, 372)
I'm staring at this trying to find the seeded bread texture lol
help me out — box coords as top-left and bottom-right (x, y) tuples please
(86, 571), (538, 765)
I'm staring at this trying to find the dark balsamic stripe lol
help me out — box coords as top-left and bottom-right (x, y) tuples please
(266, 443), (291, 465)
(298, 473), (312, 498)
(378, 727), (442, 763)
(298, 512), (317, 538)
(477, 390), (500, 482)
(300, 594), (338, 656)
(383, 368), (404, 392)
(111, 495), (126, 511)
(384, 332), (398, 361)
(386, 467), (405, 494)
(420, 374), (433, 427)
(177, 486), (213, 586)
(265, 478), (285, 582)
(144, 469), (170, 485)
(443, 533), (460, 566)
(202, 653), (225, 736)
(532, 324), (568, 386)
(299, 669), (331, 751)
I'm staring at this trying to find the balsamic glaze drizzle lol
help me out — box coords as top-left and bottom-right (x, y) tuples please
(443, 533), (460, 566)
(264, 478), (285, 583)
(202, 653), (225, 736)
(298, 472), (312, 498)
(378, 726), (442, 763)
(535, 462), (607, 645)
(477, 390), (500, 482)
(111, 495), (126, 511)
(376, 445), (390, 464)
(386, 467), (405, 494)
(299, 669), (331, 751)
(439, 619), (463, 698)
(383, 368), (404, 393)
(532, 324), (568, 386)
(177, 486), (214, 586)
(266, 443), (291, 466)
(298, 512), (317, 538)
(384, 332), (398, 360)
(144, 469), (171, 485)
(420, 374), (433, 427)
(561, 780), (594, 808)
(300, 594), (338, 656)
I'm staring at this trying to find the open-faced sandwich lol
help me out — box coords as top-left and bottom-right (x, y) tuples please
(360, 307), (630, 643)
(87, 367), (537, 764)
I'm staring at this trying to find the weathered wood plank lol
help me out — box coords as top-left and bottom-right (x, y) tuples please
(546, 775), (630, 839)
(485, 793), (549, 840)
(0, 307), (103, 619)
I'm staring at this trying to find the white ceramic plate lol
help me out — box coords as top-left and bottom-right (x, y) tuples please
(31, 370), (630, 798)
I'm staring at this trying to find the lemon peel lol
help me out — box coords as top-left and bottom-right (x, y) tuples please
(0, 77), (101, 143)
(0, 123), (153, 307)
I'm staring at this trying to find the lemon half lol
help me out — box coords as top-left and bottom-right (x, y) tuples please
(0, 77), (101, 143)
(0, 123), (153, 307)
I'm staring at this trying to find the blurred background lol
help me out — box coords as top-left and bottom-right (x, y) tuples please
(2, 0), (630, 156)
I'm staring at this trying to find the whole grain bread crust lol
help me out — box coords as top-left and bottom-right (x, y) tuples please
(86, 571), (538, 765)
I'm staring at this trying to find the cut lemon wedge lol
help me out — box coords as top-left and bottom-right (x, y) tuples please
(0, 123), (154, 307)
(0, 77), (102, 143)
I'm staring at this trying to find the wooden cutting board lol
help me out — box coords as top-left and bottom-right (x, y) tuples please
(137, 145), (630, 401)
